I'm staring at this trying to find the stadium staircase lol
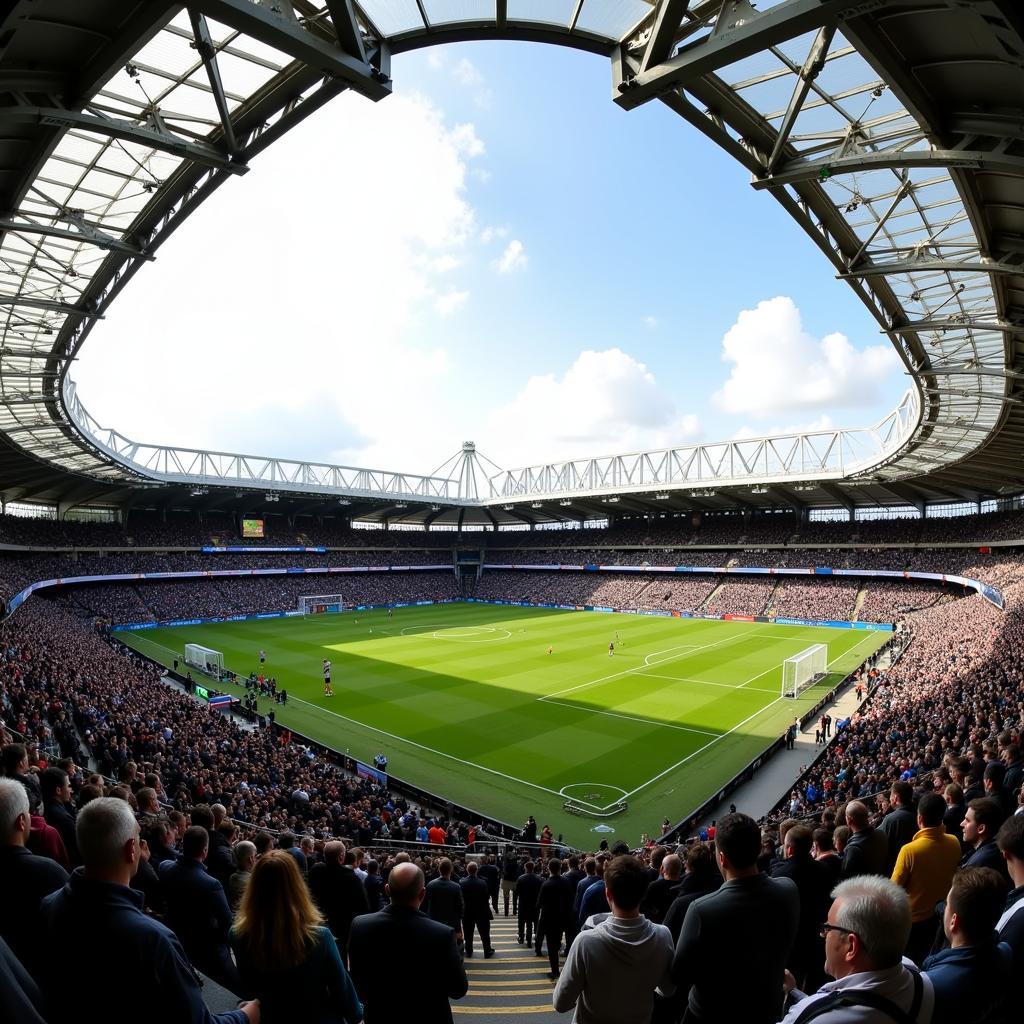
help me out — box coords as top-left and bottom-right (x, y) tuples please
(698, 580), (725, 611)
(455, 914), (560, 1021)
(852, 585), (869, 621)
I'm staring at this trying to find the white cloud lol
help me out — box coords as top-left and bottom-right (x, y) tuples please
(479, 225), (508, 244)
(453, 58), (482, 87)
(434, 288), (469, 317)
(485, 348), (701, 467)
(493, 238), (527, 274)
(74, 91), (483, 469)
(643, 315), (659, 329)
(448, 121), (485, 158)
(712, 295), (900, 419)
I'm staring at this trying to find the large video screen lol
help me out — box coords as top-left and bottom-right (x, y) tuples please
(241, 518), (264, 539)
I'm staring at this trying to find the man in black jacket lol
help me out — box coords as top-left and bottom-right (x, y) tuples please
(515, 860), (543, 946)
(307, 840), (369, 964)
(350, 862), (467, 1024)
(771, 824), (830, 990)
(961, 797), (1011, 887)
(879, 781), (917, 875)
(841, 801), (888, 878)
(536, 857), (572, 979)
(0, 778), (68, 976)
(641, 853), (681, 925)
(40, 768), (77, 866)
(424, 857), (464, 954)
(158, 826), (239, 993)
(478, 853), (500, 914)
(672, 813), (798, 1024)
(460, 860), (494, 958)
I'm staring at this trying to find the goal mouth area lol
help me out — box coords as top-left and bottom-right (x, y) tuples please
(781, 643), (829, 699)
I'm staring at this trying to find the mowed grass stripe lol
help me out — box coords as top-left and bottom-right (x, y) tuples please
(123, 603), (888, 842)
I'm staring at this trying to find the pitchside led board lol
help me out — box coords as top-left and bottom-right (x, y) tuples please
(241, 518), (264, 539)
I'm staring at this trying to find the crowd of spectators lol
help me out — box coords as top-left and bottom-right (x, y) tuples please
(771, 580), (861, 621)
(705, 579), (779, 617)
(1, 539), (1024, 1019)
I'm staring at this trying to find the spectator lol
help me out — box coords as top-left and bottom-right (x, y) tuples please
(812, 828), (843, 895)
(515, 860), (542, 947)
(349, 862), (467, 1024)
(0, 934), (47, 1024)
(537, 857), (573, 979)
(961, 798), (1011, 886)
(995, 813), (1024, 971)
(672, 813), (798, 1024)
(230, 840), (257, 911)
(662, 842), (722, 944)
(922, 868), (1012, 1024)
(307, 841), (369, 965)
(230, 850), (361, 1024)
(880, 782), (917, 876)
(501, 847), (521, 917)
(363, 859), (385, 912)
(1, 742), (42, 809)
(942, 784), (967, 847)
(423, 857), (464, 953)
(553, 855), (674, 1024)
(0, 778), (67, 975)
(159, 825), (240, 993)
(478, 852), (500, 913)
(40, 767), (77, 865)
(781, 876), (934, 1024)
(772, 824), (831, 990)
(890, 792), (962, 964)
(38, 797), (257, 1024)
(460, 860), (494, 959)
(841, 802), (888, 879)
(640, 852), (681, 925)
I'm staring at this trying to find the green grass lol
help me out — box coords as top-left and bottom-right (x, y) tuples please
(120, 603), (888, 845)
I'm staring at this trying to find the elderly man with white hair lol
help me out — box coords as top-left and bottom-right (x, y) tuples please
(779, 876), (935, 1024)
(37, 796), (259, 1024)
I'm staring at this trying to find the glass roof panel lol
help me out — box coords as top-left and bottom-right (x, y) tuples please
(359, 0), (426, 36)
(506, 0), (577, 29)
(575, 0), (652, 41)
(422, 0), (494, 24)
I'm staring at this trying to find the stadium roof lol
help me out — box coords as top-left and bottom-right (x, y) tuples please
(0, 0), (1022, 527)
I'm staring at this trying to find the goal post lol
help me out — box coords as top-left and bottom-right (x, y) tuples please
(298, 594), (345, 615)
(782, 643), (828, 698)
(184, 643), (224, 677)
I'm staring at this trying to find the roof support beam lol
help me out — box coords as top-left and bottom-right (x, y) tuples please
(616, 0), (853, 109)
(840, 257), (1024, 280)
(0, 214), (152, 259)
(192, 0), (391, 100)
(765, 22), (835, 173)
(324, 0), (367, 62)
(3, 106), (248, 175)
(640, 0), (690, 73)
(0, 295), (102, 318)
(754, 147), (1024, 191)
(887, 316), (1022, 335)
(818, 481), (853, 513)
(187, 9), (241, 156)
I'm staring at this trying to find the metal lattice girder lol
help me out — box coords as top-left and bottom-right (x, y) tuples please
(191, 0), (391, 97)
(3, 105), (248, 175)
(840, 257), (1024, 280)
(0, 215), (152, 259)
(615, 0), (859, 109)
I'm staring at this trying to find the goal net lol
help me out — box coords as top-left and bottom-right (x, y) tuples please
(299, 594), (345, 615)
(782, 644), (828, 698)
(184, 643), (224, 676)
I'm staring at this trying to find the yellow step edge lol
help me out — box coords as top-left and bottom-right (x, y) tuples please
(461, 989), (554, 998)
(453, 1006), (556, 1015)
(467, 980), (556, 988)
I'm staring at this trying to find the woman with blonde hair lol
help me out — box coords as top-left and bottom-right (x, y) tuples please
(230, 850), (362, 1023)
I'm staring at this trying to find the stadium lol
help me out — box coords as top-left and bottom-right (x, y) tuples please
(0, 2), (1022, 1023)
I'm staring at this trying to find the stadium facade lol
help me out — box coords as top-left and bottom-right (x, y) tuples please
(0, 0), (1022, 527)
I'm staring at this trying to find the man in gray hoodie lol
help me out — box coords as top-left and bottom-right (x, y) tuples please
(553, 855), (674, 1024)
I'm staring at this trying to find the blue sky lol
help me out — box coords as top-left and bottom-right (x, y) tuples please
(75, 40), (906, 475)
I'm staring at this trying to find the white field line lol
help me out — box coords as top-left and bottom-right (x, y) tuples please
(538, 628), (760, 703)
(640, 672), (780, 694)
(540, 700), (721, 737)
(643, 644), (700, 667)
(283, 695), (610, 808)
(618, 695), (786, 804)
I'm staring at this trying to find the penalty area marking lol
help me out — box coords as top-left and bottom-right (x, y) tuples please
(560, 783), (628, 802)
(399, 624), (513, 643)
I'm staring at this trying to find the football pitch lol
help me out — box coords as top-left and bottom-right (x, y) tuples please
(120, 603), (888, 844)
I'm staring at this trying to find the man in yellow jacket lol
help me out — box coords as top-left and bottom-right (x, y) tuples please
(891, 792), (962, 965)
